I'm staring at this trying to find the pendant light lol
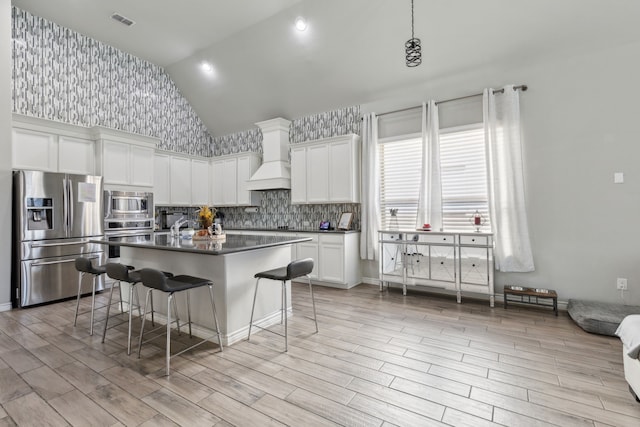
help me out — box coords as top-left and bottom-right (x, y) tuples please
(405, 0), (421, 67)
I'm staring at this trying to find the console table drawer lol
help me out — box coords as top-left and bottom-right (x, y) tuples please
(459, 235), (489, 246)
(417, 233), (455, 244)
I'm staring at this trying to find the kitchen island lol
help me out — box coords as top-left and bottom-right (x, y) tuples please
(93, 233), (311, 345)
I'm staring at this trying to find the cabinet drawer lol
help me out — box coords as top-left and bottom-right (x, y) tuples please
(319, 234), (343, 245)
(379, 232), (403, 242)
(297, 233), (318, 243)
(459, 235), (489, 246)
(416, 233), (455, 244)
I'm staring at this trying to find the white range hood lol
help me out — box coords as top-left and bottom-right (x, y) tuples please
(246, 117), (292, 191)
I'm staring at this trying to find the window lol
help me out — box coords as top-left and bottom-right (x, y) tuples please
(378, 124), (490, 231)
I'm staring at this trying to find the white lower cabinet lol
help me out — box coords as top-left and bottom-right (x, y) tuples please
(225, 230), (362, 288)
(296, 234), (319, 280)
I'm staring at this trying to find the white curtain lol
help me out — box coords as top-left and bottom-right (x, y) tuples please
(360, 113), (380, 260)
(483, 86), (535, 272)
(415, 101), (443, 231)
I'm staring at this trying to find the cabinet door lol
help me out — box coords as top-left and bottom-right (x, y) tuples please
(58, 136), (94, 175)
(103, 141), (130, 185)
(319, 243), (344, 283)
(237, 155), (260, 206)
(329, 140), (354, 202)
(221, 158), (237, 205)
(12, 128), (57, 172)
(170, 156), (191, 205)
(290, 146), (307, 204)
(153, 153), (171, 205)
(459, 247), (489, 285)
(190, 159), (210, 206)
(210, 160), (224, 206)
(306, 144), (329, 203)
(130, 146), (154, 187)
(297, 241), (319, 280)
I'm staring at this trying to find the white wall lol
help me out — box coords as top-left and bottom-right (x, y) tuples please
(361, 40), (640, 305)
(0, 0), (12, 311)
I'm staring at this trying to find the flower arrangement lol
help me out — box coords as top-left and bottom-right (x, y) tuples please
(197, 205), (216, 230)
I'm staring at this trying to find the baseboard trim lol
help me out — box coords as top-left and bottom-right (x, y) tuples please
(0, 301), (12, 312)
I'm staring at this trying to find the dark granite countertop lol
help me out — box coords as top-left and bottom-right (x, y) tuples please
(92, 233), (311, 255)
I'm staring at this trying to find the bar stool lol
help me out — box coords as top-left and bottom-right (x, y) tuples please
(102, 264), (174, 354)
(137, 268), (223, 376)
(247, 258), (318, 352)
(74, 257), (110, 336)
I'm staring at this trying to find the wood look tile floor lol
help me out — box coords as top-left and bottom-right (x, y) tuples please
(1, 283), (639, 426)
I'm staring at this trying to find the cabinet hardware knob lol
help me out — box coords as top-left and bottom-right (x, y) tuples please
(440, 261), (444, 265)
(472, 239), (475, 242)
(472, 264), (476, 267)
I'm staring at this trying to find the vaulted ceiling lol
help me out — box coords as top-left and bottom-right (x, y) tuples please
(11, 0), (640, 136)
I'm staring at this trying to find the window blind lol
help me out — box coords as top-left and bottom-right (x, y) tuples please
(379, 136), (422, 230)
(378, 124), (490, 232)
(440, 124), (490, 231)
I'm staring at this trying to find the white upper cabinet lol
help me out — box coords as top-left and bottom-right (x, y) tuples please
(210, 152), (262, 207)
(153, 152), (171, 205)
(289, 134), (361, 204)
(190, 158), (210, 206)
(169, 155), (191, 206)
(93, 126), (157, 189)
(11, 114), (95, 175)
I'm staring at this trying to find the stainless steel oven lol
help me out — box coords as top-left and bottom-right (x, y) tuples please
(104, 190), (155, 261)
(104, 190), (153, 220)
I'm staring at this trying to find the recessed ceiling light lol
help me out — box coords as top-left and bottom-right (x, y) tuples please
(295, 16), (307, 31)
(201, 61), (213, 73)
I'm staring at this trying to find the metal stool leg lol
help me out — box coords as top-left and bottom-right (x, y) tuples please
(127, 283), (137, 355)
(187, 291), (193, 338)
(307, 274), (318, 333)
(137, 288), (153, 358)
(283, 280), (288, 352)
(166, 293), (173, 376)
(101, 279), (119, 343)
(89, 275), (97, 336)
(73, 271), (84, 326)
(172, 297), (181, 335)
(150, 291), (155, 326)
(247, 277), (261, 341)
(207, 284), (223, 351)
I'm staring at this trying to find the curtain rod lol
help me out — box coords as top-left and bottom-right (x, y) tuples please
(373, 84), (528, 118)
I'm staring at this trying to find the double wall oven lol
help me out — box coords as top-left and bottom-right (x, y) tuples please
(104, 191), (154, 261)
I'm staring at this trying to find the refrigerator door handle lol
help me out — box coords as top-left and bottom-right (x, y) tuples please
(62, 177), (68, 234)
(68, 178), (74, 233)
(31, 258), (79, 267)
(31, 240), (92, 248)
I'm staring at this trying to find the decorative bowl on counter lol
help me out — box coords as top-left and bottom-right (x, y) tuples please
(180, 228), (195, 239)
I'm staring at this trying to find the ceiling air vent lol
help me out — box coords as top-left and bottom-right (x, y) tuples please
(111, 13), (136, 27)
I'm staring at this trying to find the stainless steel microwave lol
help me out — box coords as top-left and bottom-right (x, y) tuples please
(104, 190), (154, 220)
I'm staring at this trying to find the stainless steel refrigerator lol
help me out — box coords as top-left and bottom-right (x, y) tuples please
(12, 170), (105, 307)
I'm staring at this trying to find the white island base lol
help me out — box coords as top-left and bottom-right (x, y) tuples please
(119, 244), (294, 346)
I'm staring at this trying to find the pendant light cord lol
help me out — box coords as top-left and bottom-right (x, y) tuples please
(411, 0), (415, 39)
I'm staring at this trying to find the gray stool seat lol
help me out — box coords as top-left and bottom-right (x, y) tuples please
(73, 257), (133, 336)
(138, 268), (223, 376)
(248, 258), (318, 351)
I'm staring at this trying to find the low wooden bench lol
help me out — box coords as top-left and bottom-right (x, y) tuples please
(504, 286), (558, 316)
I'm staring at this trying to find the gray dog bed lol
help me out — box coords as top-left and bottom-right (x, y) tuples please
(567, 299), (640, 336)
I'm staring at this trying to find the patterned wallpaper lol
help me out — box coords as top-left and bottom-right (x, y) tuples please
(211, 128), (262, 157)
(11, 7), (212, 156)
(209, 106), (363, 230)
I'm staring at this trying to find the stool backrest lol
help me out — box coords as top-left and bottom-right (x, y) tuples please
(287, 258), (314, 280)
(106, 263), (131, 281)
(139, 268), (170, 292)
